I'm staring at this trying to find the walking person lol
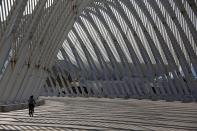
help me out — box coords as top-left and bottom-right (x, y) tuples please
(28, 95), (36, 117)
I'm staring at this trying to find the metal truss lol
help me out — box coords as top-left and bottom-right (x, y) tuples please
(0, 0), (197, 104)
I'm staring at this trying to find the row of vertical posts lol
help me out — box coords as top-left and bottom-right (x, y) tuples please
(43, 0), (197, 102)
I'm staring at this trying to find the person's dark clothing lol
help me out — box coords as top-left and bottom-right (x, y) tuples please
(28, 96), (36, 117)
(28, 97), (36, 105)
(29, 104), (34, 113)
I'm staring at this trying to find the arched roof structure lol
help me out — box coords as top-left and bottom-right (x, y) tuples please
(0, 0), (197, 104)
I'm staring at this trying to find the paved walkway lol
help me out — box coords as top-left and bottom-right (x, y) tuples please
(0, 97), (197, 131)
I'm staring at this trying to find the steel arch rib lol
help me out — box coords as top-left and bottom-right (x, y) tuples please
(0, 0), (197, 103)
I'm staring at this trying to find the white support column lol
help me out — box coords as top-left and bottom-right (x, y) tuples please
(90, 2), (155, 98)
(59, 49), (77, 96)
(38, 1), (92, 98)
(72, 28), (103, 97)
(18, 0), (74, 101)
(56, 67), (69, 96)
(147, 0), (196, 99)
(0, 0), (28, 71)
(84, 10), (123, 97)
(76, 18), (110, 96)
(0, 0), (48, 103)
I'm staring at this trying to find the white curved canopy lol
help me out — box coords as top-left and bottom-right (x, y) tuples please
(0, 0), (197, 104)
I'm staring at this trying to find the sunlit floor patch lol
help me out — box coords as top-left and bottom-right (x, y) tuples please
(0, 97), (197, 131)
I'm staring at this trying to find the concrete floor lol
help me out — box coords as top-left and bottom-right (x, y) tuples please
(0, 97), (197, 131)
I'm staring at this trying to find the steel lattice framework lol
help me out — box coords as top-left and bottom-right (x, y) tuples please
(0, 0), (197, 104)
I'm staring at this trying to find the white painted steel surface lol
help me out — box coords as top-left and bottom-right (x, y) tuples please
(0, 0), (197, 104)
